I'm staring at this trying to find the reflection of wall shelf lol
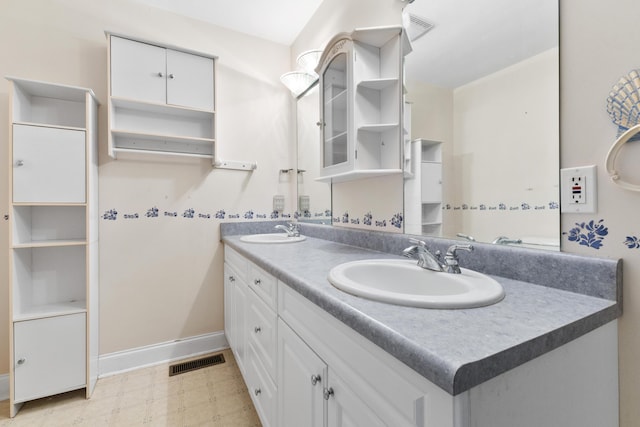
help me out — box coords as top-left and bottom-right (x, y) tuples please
(357, 78), (398, 90)
(316, 168), (402, 183)
(419, 139), (443, 236)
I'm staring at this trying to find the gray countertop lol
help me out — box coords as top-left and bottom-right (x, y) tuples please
(221, 224), (620, 395)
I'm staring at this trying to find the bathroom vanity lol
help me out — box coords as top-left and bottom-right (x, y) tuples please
(222, 222), (620, 427)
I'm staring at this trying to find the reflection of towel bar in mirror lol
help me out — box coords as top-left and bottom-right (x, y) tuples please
(605, 123), (640, 191)
(214, 159), (257, 171)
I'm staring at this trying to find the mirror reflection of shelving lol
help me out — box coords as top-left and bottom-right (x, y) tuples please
(419, 139), (443, 236)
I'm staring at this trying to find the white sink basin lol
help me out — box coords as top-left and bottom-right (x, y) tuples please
(328, 259), (505, 309)
(240, 233), (306, 244)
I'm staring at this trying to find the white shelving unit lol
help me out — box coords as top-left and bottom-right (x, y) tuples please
(419, 139), (443, 235)
(317, 26), (408, 183)
(6, 77), (99, 417)
(106, 33), (217, 161)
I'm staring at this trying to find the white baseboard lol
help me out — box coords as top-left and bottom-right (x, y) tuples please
(0, 373), (8, 401)
(98, 331), (229, 378)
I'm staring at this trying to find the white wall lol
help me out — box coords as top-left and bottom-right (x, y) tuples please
(449, 48), (559, 243)
(560, 1), (640, 425)
(0, 0), (294, 374)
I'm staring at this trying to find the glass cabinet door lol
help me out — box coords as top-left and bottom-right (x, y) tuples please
(321, 53), (348, 168)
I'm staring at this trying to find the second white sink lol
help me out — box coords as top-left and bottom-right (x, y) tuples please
(240, 233), (306, 244)
(328, 259), (504, 309)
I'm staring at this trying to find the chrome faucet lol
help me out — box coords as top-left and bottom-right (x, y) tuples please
(443, 244), (474, 274)
(492, 236), (522, 245)
(402, 238), (444, 272)
(274, 223), (300, 237)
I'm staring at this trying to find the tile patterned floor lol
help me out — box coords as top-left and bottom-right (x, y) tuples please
(0, 349), (261, 426)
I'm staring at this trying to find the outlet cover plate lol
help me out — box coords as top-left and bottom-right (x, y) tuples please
(561, 165), (597, 213)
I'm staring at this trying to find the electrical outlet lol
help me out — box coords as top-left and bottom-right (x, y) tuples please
(561, 165), (597, 213)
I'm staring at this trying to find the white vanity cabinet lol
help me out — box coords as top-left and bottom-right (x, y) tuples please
(7, 77), (100, 418)
(317, 26), (407, 183)
(224, 247), (279, 426)
(224, 244), (619, 427)
(106, 33), (217, 161)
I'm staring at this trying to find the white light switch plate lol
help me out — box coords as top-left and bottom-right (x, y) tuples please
(561, 165), (597, 213)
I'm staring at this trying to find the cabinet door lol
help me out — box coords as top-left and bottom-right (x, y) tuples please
(13, 125), (85, 203)
(327, 368), (386, 427)
(166, 49), (214, 111)
(223, 263), (236, 348)
(278, 319), (326, 427)
(110, 36), (167, 104)
(421, 162), (442, 203)
(14, 314), (86, 403)
(321, 52), (349, 170)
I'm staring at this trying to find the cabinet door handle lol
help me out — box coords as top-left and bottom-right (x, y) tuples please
(254, 388), (261, 396)
(16, 358), (26, 366)
(15, 160), (24, 167)
(168, 73), (175, 79)
(254, 326), (261, 333)
(228, 275), (235, 282)
(254, 279), (261, 286)
(311, 374), (321, 386)
(323, 387), (334, 400)
(157, 72), (164, 77)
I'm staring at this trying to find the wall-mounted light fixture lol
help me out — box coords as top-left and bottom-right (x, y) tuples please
(280, 49), (323, 97)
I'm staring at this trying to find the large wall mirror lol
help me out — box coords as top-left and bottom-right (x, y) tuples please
(403, 0), (559, 248)
(296, 0), (559, 249)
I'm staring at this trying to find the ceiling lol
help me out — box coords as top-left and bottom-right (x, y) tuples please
(130, 0), (557, 88)
(131, 0), (325, 46)
(405, 0), (558, 88)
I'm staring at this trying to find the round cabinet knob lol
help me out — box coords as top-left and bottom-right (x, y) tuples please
(158, 72), (164, 77)
(311, 374), (321, 386)
(16, 358), (26, 365)
(254, 326), (262, 333)
(168, 73), (175, 79)
(254, 388), (261, 396)
(254, 279), (261, 286)
(228, 275), (235, 282)
(15, 160), (24, 167)
(323, 387), (334, 400)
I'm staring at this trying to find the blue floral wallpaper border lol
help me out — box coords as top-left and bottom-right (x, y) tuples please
(443, 201), (560, 211)
(102, 207), (333, 222)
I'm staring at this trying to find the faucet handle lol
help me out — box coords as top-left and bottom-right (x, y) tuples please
(409, 237), (427, 247)
(446, 244), (474, 257)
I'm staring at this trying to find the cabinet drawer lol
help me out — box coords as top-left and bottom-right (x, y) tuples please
(224, 246), (248, 283)
(12, 125), (86, 203)
(247, 289), (277, 382)
(14, 313), (86, 403)
(248, 263), (277, 310)
(246, 342), (277, 427)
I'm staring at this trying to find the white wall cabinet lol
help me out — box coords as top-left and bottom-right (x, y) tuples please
(107, 33), (216, 160)
(317, 26), (408, 183)
(7, 77), (100, 418)
(224, 246), (618, 426)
